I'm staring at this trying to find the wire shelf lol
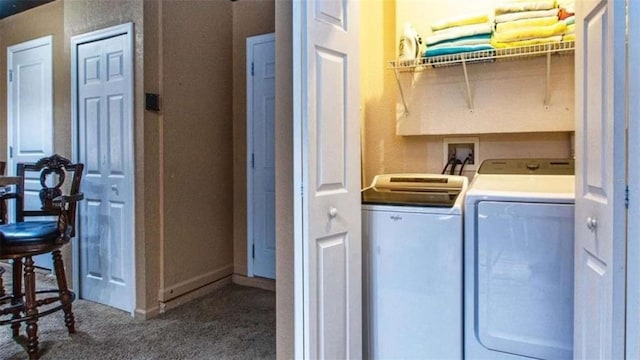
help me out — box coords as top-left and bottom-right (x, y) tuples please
(389, 40), (575, 114)
(388, 40), (575, 70)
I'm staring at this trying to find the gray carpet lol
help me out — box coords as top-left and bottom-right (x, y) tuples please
(0, 273), (276, 360)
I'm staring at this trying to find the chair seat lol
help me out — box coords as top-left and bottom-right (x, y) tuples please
(0, 221), (58, 245)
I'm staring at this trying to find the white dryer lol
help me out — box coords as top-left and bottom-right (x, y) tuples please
(362, 173), (467, 359)
(464, 159), (575, 360)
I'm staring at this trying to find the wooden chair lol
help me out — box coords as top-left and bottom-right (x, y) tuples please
(0, 154), (84, 360)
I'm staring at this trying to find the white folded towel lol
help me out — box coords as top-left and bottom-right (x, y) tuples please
(426, 23), (493, 46)
(495, 8), (559, 23)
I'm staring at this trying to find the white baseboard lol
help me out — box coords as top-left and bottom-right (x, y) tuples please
(232, 274), (275, 292)
(159, 275), (232, 314)
(135, 306), (161, 320)
(158, 264), (233, 302)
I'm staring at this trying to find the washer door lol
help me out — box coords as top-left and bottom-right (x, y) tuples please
(476, 201), (574, 359)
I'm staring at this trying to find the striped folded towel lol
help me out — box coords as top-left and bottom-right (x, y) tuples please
(495, 0), (557, 15)
(430, 13), (489, 32)
(492, 21), (567, 43)
(495, 8), (559, 23)
(495, 16), (559, 33)
(491, 35), (563, 48)
(427, 34), (491, 48)
(426, 23), (493, 46)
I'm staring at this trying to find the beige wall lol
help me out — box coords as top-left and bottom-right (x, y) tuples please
(158, 0), (234, 302)
(275, 0), (293, 358)
(1, 0), (238, 315)
(141, 0), (162, 317)
(232, 0), (275, 277)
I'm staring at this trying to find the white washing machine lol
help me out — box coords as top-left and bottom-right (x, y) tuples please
(362, 173), (468, 360)
(464, 159), (575, 360)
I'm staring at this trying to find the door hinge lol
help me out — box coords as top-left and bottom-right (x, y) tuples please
(251, 153), (255, 169)
(625, 185), (629, 209)
(9, 146), (12, 159)
(251, 62), (255, 76)
(8, 69), (12, 82)
(252, 243), (255, 258)
(300, 184), (304, 196)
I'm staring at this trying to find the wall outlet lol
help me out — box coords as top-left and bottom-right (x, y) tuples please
(443, 137), (480, 174)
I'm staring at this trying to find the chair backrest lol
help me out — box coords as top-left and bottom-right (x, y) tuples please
(15, 155), (84, 238)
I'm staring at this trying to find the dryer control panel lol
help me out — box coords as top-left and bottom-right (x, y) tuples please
(478, 158), (574, 175)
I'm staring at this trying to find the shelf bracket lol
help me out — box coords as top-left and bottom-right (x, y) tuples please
(543, 50), (552, 110)
(393, 66), (410, 116)
(461, 55), (474, 111)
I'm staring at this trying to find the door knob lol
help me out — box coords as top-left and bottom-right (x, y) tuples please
(586, 217), (597, 231)
(328, 207), (338, 219)
(111, 184), (119, 195)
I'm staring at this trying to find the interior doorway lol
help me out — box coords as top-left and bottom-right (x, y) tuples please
(71, 23), (136, 313)
(247, 33), (276, 280)
(7, 35), (54, 270)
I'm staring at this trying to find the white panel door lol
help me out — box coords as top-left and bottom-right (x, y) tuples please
(8, 35), (54, 270)
(74, 24), (135, 312)
(293, 0), (361, 358)
(627, 0), (640, 357)
(574, 0), (627, 358)
(248, 33), (276, 279)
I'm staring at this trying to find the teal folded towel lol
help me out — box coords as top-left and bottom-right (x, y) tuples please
(427, 34), (492, 48)
(425, 44), (494, 58)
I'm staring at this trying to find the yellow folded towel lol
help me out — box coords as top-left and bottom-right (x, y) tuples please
(495, 8), (559, 23)
(495, 0), (557, 15)
(563, 33), (575, 41)
(491, 35), (563, 48)
(566, 23), (575, 34)
(431, 13), (490, 32)
(492, 22), (567, 42)
(495, 16), (559, 32)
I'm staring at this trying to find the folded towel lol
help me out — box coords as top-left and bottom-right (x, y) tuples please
(431, 13), (490, 31)
(495, 8), (559, 23)
(427, 34), (492, 48)
(425, 44), (495, 57)
(426, 23), (493, 46)
(564, 15), (575, 25)
(563, 33), (575, 42)
(495, 0), (557, 15)
(557, 0), (575, 13)
(492, 21), (567, 42)
(491, 35), (562, 48)
(495, 16), (559, 32)
(566, 23), (575, 34)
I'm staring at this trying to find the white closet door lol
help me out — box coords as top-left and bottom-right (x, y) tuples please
(574, 0), (627, 358)
(293, 0), (362, 358)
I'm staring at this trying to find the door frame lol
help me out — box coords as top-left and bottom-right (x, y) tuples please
(7, 35), (53, 177)
(246, 32), (276, 278)
(627, 0), (640, 356)
(70, 22), (136, 313)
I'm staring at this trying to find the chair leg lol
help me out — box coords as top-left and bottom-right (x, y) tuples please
(11, 259), (23, 338)
(23, 256), (39, 360)
(52, 250), (75, 334)
(0, 266), (5, 298)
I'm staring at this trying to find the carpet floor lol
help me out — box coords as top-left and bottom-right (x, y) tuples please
(0, 272), (276, 360)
